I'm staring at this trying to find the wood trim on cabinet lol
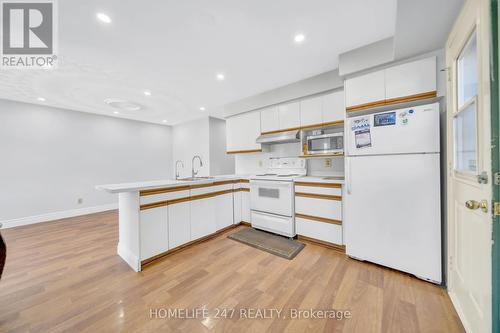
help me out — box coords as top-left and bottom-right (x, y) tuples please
(295, 192), (341, 201)
(166, 196), (191, 206)
(261, 126), (302, 135)
(346, 99), (387, 112)
(384, 91), (437, 106)
(140, 188), (238, 210)
(226, 149), (262, 154)
(140, 201), (168, 211)
(140, 179), (248, 197)
(299, 153), (344, 158)
(140, 185), (190, 196)
(234, 187), (250, 192)
(189, 189), (234, 202)
(295, 213), (342, 225)
(346, 91), (438, 112)
(141, 224), (241, 267)
(295, 181), (342, 188)
(297, 235), (346, 253)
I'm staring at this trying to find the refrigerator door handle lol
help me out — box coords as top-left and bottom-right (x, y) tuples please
(346, 157), (351, 194)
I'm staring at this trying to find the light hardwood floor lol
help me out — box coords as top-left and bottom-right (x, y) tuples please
(0, 211), (464, 332)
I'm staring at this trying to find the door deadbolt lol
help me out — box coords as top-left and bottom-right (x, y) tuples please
(465, 200), (489, 213)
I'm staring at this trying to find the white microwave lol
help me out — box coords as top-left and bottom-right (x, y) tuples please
(306, 132), (344, 155)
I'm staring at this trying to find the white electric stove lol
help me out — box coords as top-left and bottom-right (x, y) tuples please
(249, 158), (306, 237)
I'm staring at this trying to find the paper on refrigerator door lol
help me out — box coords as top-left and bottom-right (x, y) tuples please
(351, 117), (372, 149)
(355, 129), (371, 148)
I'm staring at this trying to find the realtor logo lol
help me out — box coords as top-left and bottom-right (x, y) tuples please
(1, 0), (57, 68)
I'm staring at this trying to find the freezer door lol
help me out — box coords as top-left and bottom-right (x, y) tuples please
(344, 154), (441, 283)
(346, 102), (440, 156)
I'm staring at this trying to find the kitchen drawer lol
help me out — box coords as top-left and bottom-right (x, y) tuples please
(296, 217), (342, 245)
(295, 196), (342, 221)
(140, 189), (189, 205)
(251, 211), (294, 237)
(295, 184), (341, 196)
(190, 183), (233, 196)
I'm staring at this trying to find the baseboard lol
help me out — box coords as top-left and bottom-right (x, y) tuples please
(117, 243), (140, 272)
(0, 203), (118, 229)
(297, 235), (346, 253)
(448, 290), (472, 333)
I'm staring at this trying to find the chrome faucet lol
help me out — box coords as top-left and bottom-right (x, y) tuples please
(192, 155), (203, 178)
(175, 160), (184, 180)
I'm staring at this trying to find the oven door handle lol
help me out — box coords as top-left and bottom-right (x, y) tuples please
(250, 180), (292, 188)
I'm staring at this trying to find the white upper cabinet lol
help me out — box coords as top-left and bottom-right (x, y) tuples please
(278, 101), (300, 130)
(345, 56), (437, 110)
(226, 111), (261, 152)
(300, 95), (323, 127)
(345, 70), (385, 108)
(322, 91), (344, 123)
(385, 57), (436, 100)
(260, 106), (279, 133)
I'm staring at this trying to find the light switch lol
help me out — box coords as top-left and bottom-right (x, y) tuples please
(324, 159), (332, 168)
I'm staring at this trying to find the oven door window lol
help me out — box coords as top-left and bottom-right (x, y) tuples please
(258, 187), (280, 199)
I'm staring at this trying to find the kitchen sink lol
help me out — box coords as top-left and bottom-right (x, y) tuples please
(178, 176), (215, 181)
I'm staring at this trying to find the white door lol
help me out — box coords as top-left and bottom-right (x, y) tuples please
(140, 207), (168, 260)
(300, 95), (323, 127)
(168, 201), (190, 249)
(215, 193), (234, 230)
(190, 197), (216, 240)
(260, 106), (279, 133)
(249, 180), (293, 216)
(241, 190), (251, 222)
(446, 0), (492, 332)
(345, 153), (441, 283)
(278, 102), (301, 130)
(322, 91), (344, 123)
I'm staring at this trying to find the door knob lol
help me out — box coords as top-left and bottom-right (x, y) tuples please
(465, 200), (488, 213)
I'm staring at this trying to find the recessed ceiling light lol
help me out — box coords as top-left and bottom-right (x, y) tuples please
(143, 90), (151, 96)
(113, 111), (119, 115)
(162, 120), (168, 123)
(37, 97), (46, 102)
(294, 33), (306, 44)
(104, 98), (142, 112)
(216, 73), (225, 80)
(97, 13), (111, 24)
(199, 106), (206, 111)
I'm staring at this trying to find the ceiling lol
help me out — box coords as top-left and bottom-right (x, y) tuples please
(0, 0), (398, 125)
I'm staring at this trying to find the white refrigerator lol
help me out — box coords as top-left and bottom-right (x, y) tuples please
(344, 102), (442, 284)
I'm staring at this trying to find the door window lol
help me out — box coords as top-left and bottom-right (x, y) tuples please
(454, 31), (478, 173)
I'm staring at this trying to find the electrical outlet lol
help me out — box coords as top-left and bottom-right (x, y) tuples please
(77, 198), (83, 204)
(324, 159), (332, 168)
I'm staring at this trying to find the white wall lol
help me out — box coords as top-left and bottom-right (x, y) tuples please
(209, 117), (235, 176)
(172, 118), (210, 178)
(172, 117), (234, 178)
(0, 99), (173, 226)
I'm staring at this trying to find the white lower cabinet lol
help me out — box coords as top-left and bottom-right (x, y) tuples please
(168, 201), (190, 249)
(140, 206), (168, 260)
(241, 191), (251, 222)
(190, 197), (216, 240)
(233, 189), (242, 223)
(215, 192), (234, 229)
(295, 196), (342, 221)
(296, 217), (343, 245)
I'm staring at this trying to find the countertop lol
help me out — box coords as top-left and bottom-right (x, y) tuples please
(97, 174), (345, 194)
(96, 174), (250, 193)
(295, 176), (345, 184)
